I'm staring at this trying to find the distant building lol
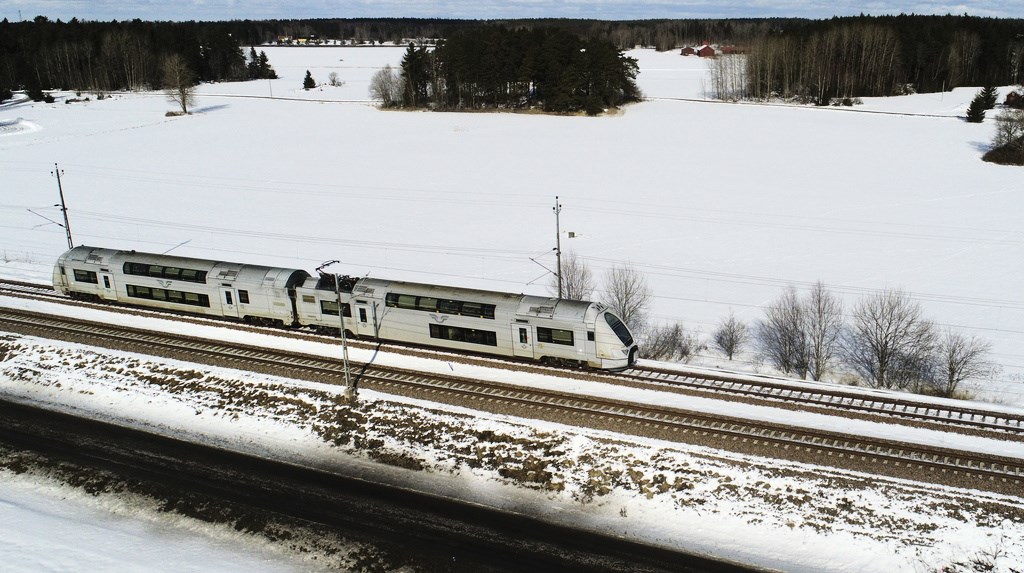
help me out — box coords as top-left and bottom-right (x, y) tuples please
(680, 44), (721, 57)
(697, 45), (716, 58)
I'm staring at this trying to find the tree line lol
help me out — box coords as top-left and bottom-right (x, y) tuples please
(715, 15), (1024, 103)
(556, 255), (995, 399)
(0, 16), (276, 97)
(371, 28), (640, 114)
(6, 14), (1019, 103)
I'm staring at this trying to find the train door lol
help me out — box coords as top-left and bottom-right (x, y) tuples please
(220, 287), (239, 318)
(511, 324), (535, 359)
(355, 302), (374, 338)
(99, 272), (116, 301)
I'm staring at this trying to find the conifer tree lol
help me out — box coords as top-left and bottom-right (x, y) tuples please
(966, 90), (987, 123)
(302, 70), (316, 90)
(980, 86), (999, 109)
(258, 51), (277, 79)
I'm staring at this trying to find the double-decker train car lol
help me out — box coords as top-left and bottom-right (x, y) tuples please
(53, 246), (310, 327)
(53, 246), (639, 370)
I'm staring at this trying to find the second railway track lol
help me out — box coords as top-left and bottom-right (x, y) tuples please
(1, 305), (1022, 495)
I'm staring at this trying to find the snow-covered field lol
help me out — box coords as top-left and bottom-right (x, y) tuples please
(2, 47), (1022, 403)
(2, 46), (1024, 571)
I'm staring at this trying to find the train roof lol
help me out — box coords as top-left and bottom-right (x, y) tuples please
(58, 246), (310, 288)
(335, 276), (606, 321)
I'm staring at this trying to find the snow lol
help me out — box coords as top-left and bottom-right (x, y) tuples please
(2, 46), (1024, 571)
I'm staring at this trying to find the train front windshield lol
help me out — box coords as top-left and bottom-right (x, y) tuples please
(604, 313), (634, 347)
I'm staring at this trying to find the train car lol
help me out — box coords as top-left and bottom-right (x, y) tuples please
(296, 275), (639, 370)
(53, 246), (309, 326)
(53, 246), (639, 370)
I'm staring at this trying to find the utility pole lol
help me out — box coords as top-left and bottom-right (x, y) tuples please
(52, 163), (74, 250)
(333, 272), (355, 400)
(553, 196), (562, 299)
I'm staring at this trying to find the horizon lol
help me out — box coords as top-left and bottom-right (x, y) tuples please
(3, 0), (1024, 24)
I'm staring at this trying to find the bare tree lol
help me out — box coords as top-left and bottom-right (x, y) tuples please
(601, 264), (651, 332)
(550, 251), (594, 301)
(843, 289), (936, 390)
(992, 109), (1024, 161)
(644, 323), (705, 362)
(328, 71), (344, 87)
(756, 286), (808, 377)
(712, 310), (748, 360)
(804, 281), (843, 381)
(162, 53), (196, 115)
(930, 330), (993, 398)
(369, 64), (402, 108)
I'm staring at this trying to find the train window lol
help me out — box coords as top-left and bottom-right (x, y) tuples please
(126, 285), (209, 307)
(588, 331), (595, 341)
(519, 328), (528, 344)
(73, 269), (99, 284)
(604, 313), (634, 347)
(387, 293), (495, 319)
(399, 295), (417, 309)
(438, 299), (460, 314)
(537, 327), (574, 346)
(429, 324), (497, 346)
(103, 276), (111, 289)
(225, 291), (233, 305)
(320, 300), (352, 317)
(125, 262), (207, 284)
(238, 290), (250, 304)
(416, 297), (438, 312)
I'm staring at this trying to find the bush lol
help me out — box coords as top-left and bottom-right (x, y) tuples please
(982, 139), (1024, 165)
(0, 86), (11, 102)
(26, 86), (45, 101)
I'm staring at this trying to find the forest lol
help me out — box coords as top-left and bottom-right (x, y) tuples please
(1, 14), (1022, 103)
(395, 28), (641, 113)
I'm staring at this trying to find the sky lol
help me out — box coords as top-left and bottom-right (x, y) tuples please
(2, 0), (1024, 23)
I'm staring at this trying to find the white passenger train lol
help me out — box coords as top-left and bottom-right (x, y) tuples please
(53, 246), (639, 370)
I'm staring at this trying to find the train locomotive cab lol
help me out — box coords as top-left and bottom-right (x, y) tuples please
(588, 305), (639, 371)
(54, 246), (121, 301)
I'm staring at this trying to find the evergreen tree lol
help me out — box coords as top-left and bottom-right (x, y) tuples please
(966, 90), (987, 123)
(247, 47), (259, 79)
(302, 70), (316, 90)
(399, 43), (430, 107)
(258, 51), (277, 79)
(980, 85), (998, 109)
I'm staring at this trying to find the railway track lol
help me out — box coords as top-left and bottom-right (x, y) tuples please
(3, 277), (1024, 439)
(1, 305), (1022, 495)
(618, 365), (1024, 437)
